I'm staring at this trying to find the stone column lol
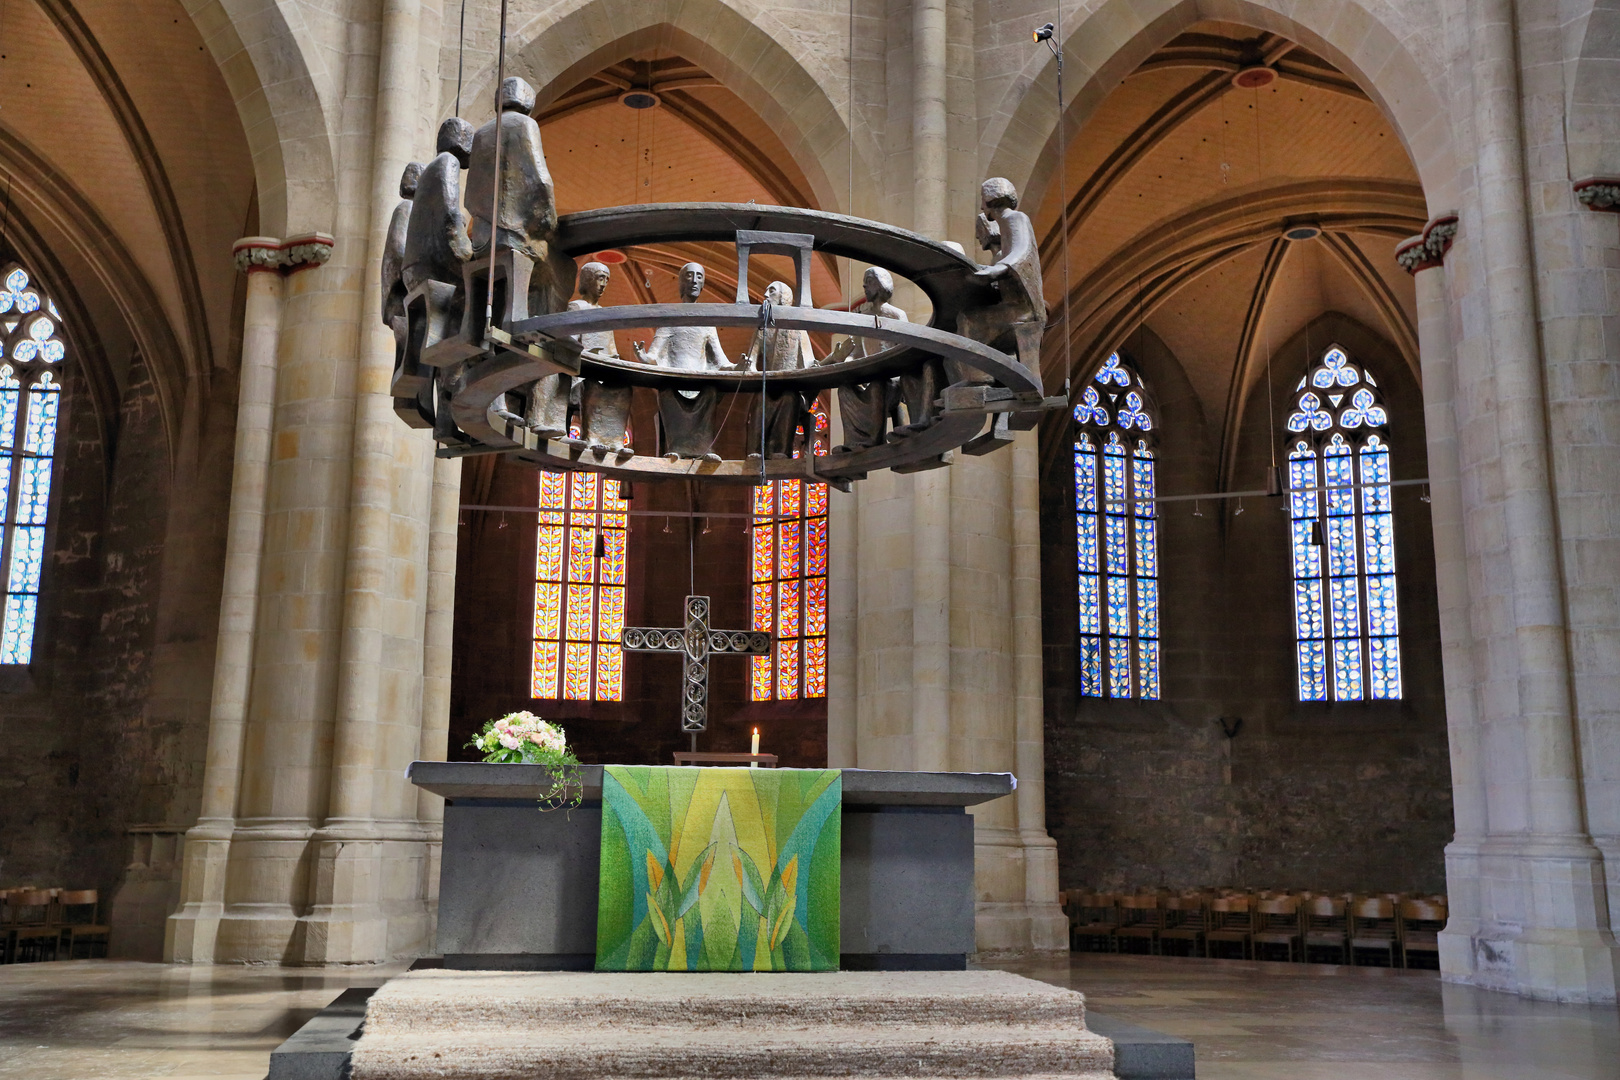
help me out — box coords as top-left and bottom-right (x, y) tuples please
(304, 0), (428, 964)
(166, 241), (291, 962)
(1461, 0), (1618, 1001)
(911, 0), (952, 775)
(827, 396), (859, 768)
(170, 236), (334, 963)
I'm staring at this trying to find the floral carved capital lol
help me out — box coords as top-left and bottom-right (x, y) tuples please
(232, 233), (336, 275)
(1574, 177), (1620, 213)
(1394, 214), (1458, 275)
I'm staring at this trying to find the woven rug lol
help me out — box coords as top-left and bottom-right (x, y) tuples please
(347, 969), (1117, 1080)
(596, 765), (841, 972)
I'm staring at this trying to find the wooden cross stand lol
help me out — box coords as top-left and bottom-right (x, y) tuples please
(621, 595), (771, 735)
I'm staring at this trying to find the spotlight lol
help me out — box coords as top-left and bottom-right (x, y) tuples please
(1033, 22), (1055, 42)
(1310, 519), (1325, 546)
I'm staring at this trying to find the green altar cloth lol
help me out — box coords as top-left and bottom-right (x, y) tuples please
(596, 766), (841, 972)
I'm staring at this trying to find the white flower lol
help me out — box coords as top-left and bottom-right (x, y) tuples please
(498, 732), (521, 750)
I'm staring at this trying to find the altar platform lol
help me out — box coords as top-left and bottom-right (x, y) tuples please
(407, 762), (1012, 972)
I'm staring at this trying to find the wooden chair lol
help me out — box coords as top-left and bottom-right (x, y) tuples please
(1205, 895), (1254, 959)
(1068, 893), (1121, 953)
(58, 890), (108, 960)
(1348, 896), (1399, 966)
(6, 890), (60, 963)
(1158, 894), (1211, 957)
(1301, 896), (1349, 964)
(1113, 894), (1163, 955)
(1400, 898), (1447, 970)
(1252, 896), (1302, 962)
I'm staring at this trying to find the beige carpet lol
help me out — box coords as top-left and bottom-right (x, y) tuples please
(349, 969), (1116, 1080)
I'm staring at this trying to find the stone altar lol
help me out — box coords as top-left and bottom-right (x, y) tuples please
(408, 762), (1014, 971)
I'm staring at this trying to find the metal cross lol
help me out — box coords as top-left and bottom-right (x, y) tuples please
(621, 595), (772, 733)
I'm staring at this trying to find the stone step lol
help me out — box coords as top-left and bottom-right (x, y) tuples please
(350, 1025), (1114, 1080)
(361, 969), (1090, 1031)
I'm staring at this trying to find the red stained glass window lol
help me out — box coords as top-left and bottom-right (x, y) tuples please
(749, 396), (830, 700)
(532, 454), (630, 701)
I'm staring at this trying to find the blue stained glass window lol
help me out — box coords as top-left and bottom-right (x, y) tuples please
(1074, 353), (1159, 699)
(1284, 346), (1401, 701)
(0, 266), (66, 666)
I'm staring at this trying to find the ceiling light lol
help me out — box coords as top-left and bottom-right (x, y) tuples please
(1285, 225), (1322, 241)
(591, 250), (628, 265)
(619, 90), (661, 110)
(1231, 66), (1277, 90)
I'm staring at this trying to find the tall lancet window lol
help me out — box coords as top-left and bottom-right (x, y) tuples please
(1074, 353), (1159, 699)
(1285, 345), (1400, 701)
(750, 397), (830, 701)
(533, 466), (629, 702)
(0, 267), (65, 665)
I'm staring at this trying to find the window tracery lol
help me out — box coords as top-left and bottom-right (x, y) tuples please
(532, 453), (630, 701)
(1073, 353), (1159, 699)
(750, 396), (830, 701)
(0, 267), (64, 666)
(1285, 345), (1401, 701)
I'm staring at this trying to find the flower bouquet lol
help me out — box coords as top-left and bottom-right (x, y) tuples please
(466, 711), (583, 811)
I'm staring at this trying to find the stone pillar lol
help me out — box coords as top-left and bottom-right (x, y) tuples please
(827, 397), (859, 769)
(303, 0), (429, 964)
(911, 0), (952, 776)
(167, 236), (332, 963)
(1456, 0), (1619, 1001)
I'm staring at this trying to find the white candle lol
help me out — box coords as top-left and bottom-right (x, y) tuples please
(751, 727), (760, 766)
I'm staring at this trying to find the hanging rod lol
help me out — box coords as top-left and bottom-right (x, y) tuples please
(461, 503), (765, 520)
(1154, 477), (1431, 504)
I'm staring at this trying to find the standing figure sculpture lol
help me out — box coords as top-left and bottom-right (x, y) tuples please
(384, 161), (430, 426)
(822, 267), (906, 452)
(566, 261), (634, 456)
(458, 76), (576, 360)
(959, 177), (1046, 373)
(743, 280), (814, 460)
(403, 117), (475, 442)
(635, 262), (730, 462)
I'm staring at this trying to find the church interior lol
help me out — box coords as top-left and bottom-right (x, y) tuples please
(0, 1), (1618, 1078)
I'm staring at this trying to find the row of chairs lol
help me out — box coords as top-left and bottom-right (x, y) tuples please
(1061, 889), (1447, 969)
(1, 887), (109, 963)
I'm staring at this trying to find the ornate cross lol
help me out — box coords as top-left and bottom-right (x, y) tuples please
(621, 595), (772, 733)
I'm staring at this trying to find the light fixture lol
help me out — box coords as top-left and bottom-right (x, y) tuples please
(1235, 498), (1246, 516)
(1193, 500), (1204, 518)
(1231, 66), (1277, 90)
(1284, 224), (1322, 241)
(619, 89), (661, 110)
(590, 249), (628, 265)
(1265, 465), (1285, 496)
(1033, 22), (1055, 42)
(1309, 519), (1325, 546)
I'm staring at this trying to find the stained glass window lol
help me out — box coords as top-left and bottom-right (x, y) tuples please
(0, 267), (64, 665)
(750, 396), (830, 700)
(1285, 345), (1400, 701)
(532, 452), (630, 701)
(1074, 353), (1158, 699)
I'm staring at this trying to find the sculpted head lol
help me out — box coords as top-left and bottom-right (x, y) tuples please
(678, 262), (705, 301)
(862, 266), (895, 305)
(437, 117), (475, 167)
(763, 280), (792, 306)
(980, 177), (1019, 218)
(499, 76), (537, 115)
(577, 261), (611, 303)
(399, 162), (424, 200)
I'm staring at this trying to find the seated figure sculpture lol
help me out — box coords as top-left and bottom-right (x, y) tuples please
(822, 267), (906, 452)
(565, 261), (634, 456)
(743, 280), (815, 460)
(383, 161), (431, 427)
(402, 118), (475, 443)
(635, 262), (730, 462)
(959, 176), (1047, 373)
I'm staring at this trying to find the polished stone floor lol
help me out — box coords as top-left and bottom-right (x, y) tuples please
(994, 953), (1620, 1080)
(0, 954), (1615, 1079)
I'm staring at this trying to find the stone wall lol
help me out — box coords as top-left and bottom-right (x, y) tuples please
(1041, 316), (1453, 896)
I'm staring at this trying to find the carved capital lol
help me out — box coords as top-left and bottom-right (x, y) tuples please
(1574, 176), (1620, 213)
(1395, 213), (1458, 275)
(232, 233), (336, 275)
